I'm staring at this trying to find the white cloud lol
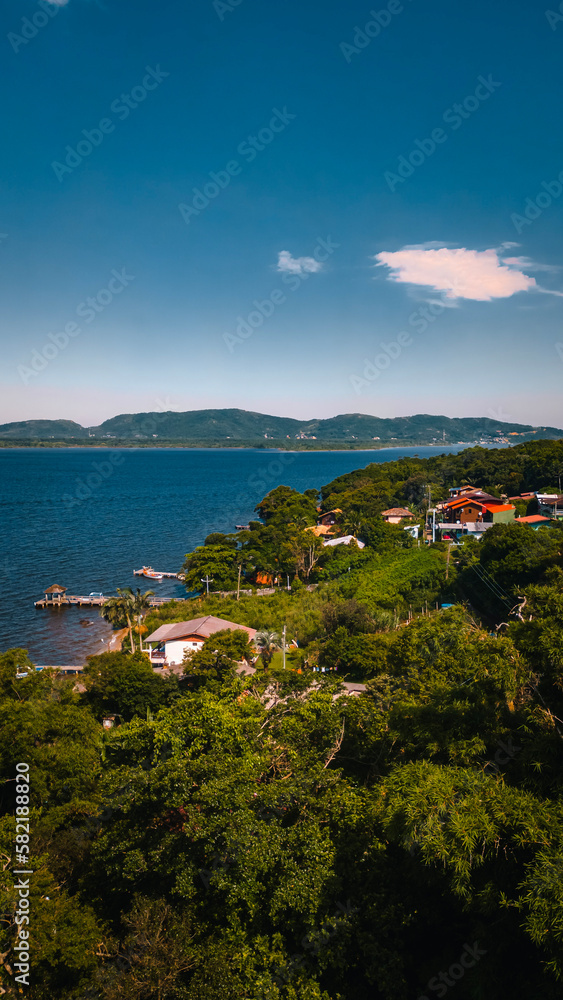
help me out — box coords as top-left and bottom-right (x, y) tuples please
(374, 245), (542, 301)
(276, 251), (323, 276)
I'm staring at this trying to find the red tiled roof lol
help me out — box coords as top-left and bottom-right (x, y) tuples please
(444, 499), (483, 510)
(445, 500), (515, 514)
(445, 491), (501, 508)
(147, 616), (257, 643)
(516, 515), (551, 524)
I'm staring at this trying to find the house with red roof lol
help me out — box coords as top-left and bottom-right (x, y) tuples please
(145, 615), (256, 667)
(436, 488), (502, 513)
(432, 492), (516, 540)
(515, 514), (552, 529)
(442, 496), (515, 524)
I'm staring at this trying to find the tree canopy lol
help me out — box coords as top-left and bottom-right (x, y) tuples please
(3, 442), (563, 998)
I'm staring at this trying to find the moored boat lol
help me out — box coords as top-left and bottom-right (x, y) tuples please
(137, 566), (164, 580)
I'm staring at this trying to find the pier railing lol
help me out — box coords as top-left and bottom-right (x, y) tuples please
(35, 595), (188, 609)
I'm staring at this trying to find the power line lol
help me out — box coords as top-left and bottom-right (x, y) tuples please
(470, 563), (513, 609)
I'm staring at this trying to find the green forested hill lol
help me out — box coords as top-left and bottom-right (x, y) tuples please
(0, 408), (561, 444)
(0, 419), (87, 440)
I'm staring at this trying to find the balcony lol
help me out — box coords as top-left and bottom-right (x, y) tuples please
(434, 520), (491, 537)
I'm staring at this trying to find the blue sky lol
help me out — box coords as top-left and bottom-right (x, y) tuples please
(1, 0), (563, 427)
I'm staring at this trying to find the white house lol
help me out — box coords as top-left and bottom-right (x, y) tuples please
(145, 615), (257, 667)
(537, 494), (563, 518)
(380, 507), (415, 524)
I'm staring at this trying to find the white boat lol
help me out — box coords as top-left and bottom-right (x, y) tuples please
(138, 566), (164, 580)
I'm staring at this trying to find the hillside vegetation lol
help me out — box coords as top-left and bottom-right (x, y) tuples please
(0, 409), (561, 444)
(1, 441), (563, 998)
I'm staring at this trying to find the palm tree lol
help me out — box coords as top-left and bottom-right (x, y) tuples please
(123, 587), (155, 617)
(342, 513), (363, 538)
(254, 630), (281, 672)
(100, 595), (127, 629)
(101, 587), (154, 653)
(122, 587), (155, 651)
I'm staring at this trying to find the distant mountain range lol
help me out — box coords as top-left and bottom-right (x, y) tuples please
(0, 410), (561, 447)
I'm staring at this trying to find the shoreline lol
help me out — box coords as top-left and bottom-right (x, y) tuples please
(0, 440), (516, 452)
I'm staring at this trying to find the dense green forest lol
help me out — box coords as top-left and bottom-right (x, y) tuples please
(318, 437), (563, 504)
(1, 439), (563, 998)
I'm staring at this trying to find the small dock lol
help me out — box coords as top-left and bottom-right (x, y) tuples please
(35, 595), (188, 608)
(35, 595), (106, 608)
(35, 583), (188, 609)
(35, 596), (189, 608)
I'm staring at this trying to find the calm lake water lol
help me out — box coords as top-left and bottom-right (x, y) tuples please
(0, 446), (469, 663)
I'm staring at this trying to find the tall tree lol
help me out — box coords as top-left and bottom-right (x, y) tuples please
(101, 588), (154, 653)
(182, 543), (239, 593)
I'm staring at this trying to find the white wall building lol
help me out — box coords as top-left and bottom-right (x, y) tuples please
(145, 615), (257, 667)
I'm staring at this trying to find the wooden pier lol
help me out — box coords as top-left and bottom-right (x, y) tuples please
(35, 584), (189, 609)
(35, 595), (188, 608)
(35, 594), (106, 608)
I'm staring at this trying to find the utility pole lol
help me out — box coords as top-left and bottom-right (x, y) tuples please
(282, 625), (286, 670)
(201, 575), (213, 596)
(237, 564), (242, 601)
(426, 485), (433, 544)
(446, 542), (452, 580)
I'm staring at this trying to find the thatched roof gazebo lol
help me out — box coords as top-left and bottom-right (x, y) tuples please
(44, 585), (67, 603)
